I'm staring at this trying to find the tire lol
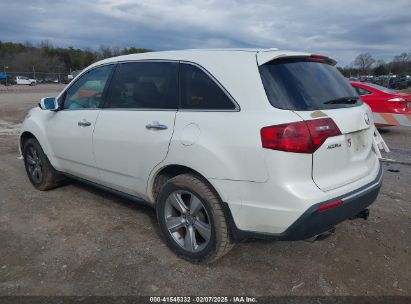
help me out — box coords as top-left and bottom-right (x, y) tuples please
(23, 138), (61, 190)
(156, 174), (233, 263)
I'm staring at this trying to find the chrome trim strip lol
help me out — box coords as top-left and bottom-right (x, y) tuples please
(58, 108), (101, 111)
(341, 166), (383, 203)
(56, 156), (136, 178)
(72, 59), (241, 113)
(101, 108), (177, 112)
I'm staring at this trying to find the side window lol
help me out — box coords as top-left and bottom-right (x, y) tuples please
(63, 65), (113, 110)
(354, 86), (372, 96)
(104, 62), (178, 109)
(180, 64), (236, 110)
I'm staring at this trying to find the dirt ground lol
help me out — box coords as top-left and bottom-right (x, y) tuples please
(0, 84), (410, 296)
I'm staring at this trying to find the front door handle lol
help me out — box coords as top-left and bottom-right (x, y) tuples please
(146, 122), (168, 130)
(78, 119), (91, 127)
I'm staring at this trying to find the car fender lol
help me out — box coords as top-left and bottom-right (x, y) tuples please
(19, 107), (61, 169)
(147, 160), (231, 204)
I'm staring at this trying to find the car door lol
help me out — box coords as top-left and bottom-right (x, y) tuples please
(92, 61), (178, 198)
(18, 77), (28, 85)
(353, 84), (376, 108)
(46, 64), (114, 181)
(23, 77), (31, 85)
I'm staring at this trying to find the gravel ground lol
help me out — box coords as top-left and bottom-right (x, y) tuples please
(0, 84), (410, 296)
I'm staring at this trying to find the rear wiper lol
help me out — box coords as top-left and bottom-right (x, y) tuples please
(323, 96), (359, 105)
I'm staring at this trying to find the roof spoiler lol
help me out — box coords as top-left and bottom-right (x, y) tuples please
(256, 50), (337, 66)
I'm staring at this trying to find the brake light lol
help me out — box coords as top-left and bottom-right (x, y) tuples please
(261, 118), (341, 153)
(317, 200), (343, 212)
(309, 54), (329, 61)
(309, 54), (337, 65)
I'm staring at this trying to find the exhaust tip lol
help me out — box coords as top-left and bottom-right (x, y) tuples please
(304, 227), (336, 242)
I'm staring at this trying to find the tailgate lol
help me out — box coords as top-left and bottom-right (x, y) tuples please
(295, 105), (378, 191)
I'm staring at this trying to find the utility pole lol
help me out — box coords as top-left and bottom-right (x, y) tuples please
(32, 65), (36, 80)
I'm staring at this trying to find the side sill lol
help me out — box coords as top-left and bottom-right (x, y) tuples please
(60, 172), (153, 208)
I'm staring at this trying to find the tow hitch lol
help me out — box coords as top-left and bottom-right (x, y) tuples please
(304, 209), (370, 243)
(350, 208), (370, 220)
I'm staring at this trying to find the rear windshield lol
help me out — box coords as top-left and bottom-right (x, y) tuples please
(259, 58), (362, 111)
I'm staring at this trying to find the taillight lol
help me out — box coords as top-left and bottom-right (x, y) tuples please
(306, 118), (341, 150)
(261, 118), (341, 153)
(387, 97), (406, 102)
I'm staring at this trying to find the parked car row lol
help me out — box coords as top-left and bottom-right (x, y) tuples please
(389, 74), (411, 90)
(349, 73), (411, 90)
(0, 74), (36, 86)
(0, 73), (16, 86)
(0, 74), (77, 86)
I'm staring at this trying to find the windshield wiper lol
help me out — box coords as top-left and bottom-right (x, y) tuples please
(323, 96), (359, 105)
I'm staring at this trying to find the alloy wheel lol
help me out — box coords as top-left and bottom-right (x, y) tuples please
(164, 190), (212, 252)
(25, 146), (43, 183)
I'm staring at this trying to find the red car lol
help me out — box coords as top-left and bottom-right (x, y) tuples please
(350, 81), (411, 115)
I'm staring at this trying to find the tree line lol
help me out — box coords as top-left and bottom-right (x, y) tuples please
(0, 40), (152, 80)
(1, 40), (410, 80)
(340, 51), (411, 77)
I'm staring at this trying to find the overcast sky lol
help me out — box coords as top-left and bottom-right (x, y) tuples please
(1, 0), (410, 66)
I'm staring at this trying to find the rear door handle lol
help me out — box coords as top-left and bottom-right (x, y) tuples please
(146, 122), (168, 130)
(78, 119), (91, 127)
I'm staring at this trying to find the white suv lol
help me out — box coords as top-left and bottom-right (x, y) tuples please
(16, 76), (37, 86)
(20, 49), (383, 263)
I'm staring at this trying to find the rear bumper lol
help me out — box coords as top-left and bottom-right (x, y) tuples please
(222, 164), (383, 242)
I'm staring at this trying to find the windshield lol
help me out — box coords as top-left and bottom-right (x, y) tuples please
(364, 82), (397, 94)
(259, 58), (362, 111)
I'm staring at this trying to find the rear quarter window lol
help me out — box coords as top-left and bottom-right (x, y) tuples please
(354, 86), (372, 96)
(259, 58), (362, 111)
(180, 63), (237, 110)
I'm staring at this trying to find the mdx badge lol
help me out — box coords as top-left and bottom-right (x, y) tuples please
(327, 143), (341, 149)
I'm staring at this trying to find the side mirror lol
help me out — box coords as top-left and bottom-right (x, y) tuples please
(39, 97), (59, 111)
